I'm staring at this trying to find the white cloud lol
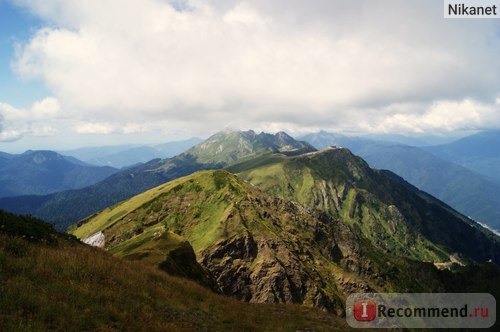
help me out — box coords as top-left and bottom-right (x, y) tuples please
(0, 97), (60, 121)
(0, 129), (24, 142)
(72, 120), (190, 135)
(30, 125), (58, 137)
(0, 98), (60, 141)
(8, 0), (500, 136)
(74, 122), (116, 134)
(360, 99), (500, 134)
(30, 96), (61, 118)
(0, 113), (23, 142)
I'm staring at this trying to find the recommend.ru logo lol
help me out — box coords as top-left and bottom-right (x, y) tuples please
(346, 293), (495, 328)
(353, 299), (377, 321)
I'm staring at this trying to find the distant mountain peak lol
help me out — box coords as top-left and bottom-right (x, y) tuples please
(274, 131), (297, 144)
(183, 129), (316, 166)
(275, 130), (291, 137)
(22, 149), (58, 156)
(0, 149), (117, 199)
(20, 150), (65, 164)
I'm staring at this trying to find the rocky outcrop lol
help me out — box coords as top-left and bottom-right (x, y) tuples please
(200, 233), (342, 313)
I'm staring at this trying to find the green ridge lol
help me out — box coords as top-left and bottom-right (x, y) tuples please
(231, 148), (500, 264)
(71, 167), (496, 313)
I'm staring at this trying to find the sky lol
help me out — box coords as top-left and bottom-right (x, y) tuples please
(0, 0), (500, 152)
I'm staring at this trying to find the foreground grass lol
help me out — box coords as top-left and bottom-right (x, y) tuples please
(0, 233), (347, 331)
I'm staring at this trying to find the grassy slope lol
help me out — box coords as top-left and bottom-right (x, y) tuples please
(0, 211), (347, 331)
(72, 171), (347, 299)
(233, 150), (449, 262)
(231, 149), (500, 264)
(71, 170), (474, 307)
(72, 170), (239, 250)
(69, 168), (500, 327)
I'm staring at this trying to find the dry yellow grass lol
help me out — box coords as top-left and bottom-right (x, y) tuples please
(0, 233), (349, 331)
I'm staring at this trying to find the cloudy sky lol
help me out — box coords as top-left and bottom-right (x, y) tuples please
(1, 0), (500, 151)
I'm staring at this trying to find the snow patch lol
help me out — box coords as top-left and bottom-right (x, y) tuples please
(82, 231), (105, 248)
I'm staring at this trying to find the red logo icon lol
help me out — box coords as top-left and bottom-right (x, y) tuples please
(353, 300), (377, 321)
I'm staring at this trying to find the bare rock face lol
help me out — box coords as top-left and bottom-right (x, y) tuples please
(192, 191), (387, 315)
(200, 233), (342, 313)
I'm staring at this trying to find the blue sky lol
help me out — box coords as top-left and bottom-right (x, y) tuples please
(1, 0), (500, 152)
(0, 0), (48, 107)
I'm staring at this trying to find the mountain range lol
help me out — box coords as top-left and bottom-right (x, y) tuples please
(424, 130), (500, 182)
(0, 130), (313, 230)
(5, 130), (498, 232)
(0, 150), (117, 198)
(2, 128), (500, 329)
(69, 142), (500, 315)
(61, 137), (203, 168)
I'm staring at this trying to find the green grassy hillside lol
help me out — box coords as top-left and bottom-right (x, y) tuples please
(72, 169), (493, 315)
(301, 130), (500, 232)
(0, 210), (348, 331)
(230, 148), (500, 264)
